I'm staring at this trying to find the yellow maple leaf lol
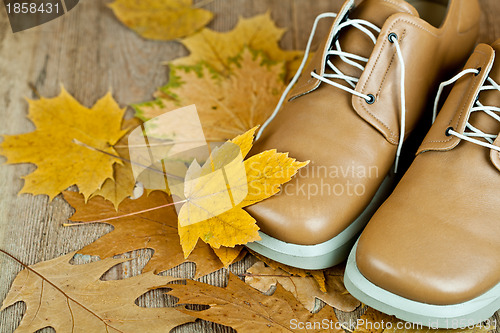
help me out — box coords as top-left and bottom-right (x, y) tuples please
(135, 49), (286, 141)
(108, 0), (213, 41)
(212, 245), (246, 267)
(90, 118), (141, 209)
(0, 88), (126, 200)
(172, 12), (302, 76)
(177, 128), (309, 257)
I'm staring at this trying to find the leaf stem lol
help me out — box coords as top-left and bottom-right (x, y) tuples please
(114, 139), (225, 149)
(239, 273), (296, 278)
(63, 199), (187, 226)
(28, 82), (41, 99)
(72, 139), (184, 181)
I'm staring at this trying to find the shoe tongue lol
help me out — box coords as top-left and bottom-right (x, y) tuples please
(331, 0), (418, 77)
(351, 0), (418, 28)
(469, 42), (500, 138)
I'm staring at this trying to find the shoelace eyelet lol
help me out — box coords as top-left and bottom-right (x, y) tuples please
(474, 67), (482, 76)
(388, 32), (398, 43)
(445, 127), (454, 136)
(365, 94), (376, 104)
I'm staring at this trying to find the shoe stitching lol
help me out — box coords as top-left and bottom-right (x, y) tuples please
(290, 81), (321, 101)
(359, 17), (439, 98)
(489, 56), (500, 157)
(356, 27), (396, 142)
(293, 56), (323, 92)
(291, 6), (421, 99)
(426, 73), (478, 143)
(357, 18), (438, 144)
(291, 10), (342, 95)
(357, 31), (406, 145)
(423, 56), (487, 144)
(360, 16), (440, 99)
(376, 30), (408, 98)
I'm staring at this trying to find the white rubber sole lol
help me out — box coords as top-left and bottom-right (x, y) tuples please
(345, 242), (500, 329)
(245, 174), (395, 270)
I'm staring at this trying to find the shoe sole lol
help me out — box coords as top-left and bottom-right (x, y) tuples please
(245, 174), (395, 270)
(345, 242), (500, 329)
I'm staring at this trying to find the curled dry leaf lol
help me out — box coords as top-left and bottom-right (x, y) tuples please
(63, 190), (244, 279)
(177, 128), (309, 257)
(135, 49), (286, 141)
(108, 0), (213, 41)
(354, 308), (495, 333)
(169, 273), (344, 333)
(171, 12), (302, 76)
(0, 87), (126, 200)
(245, 261), (360, 313)
(0, 252), (194, 332)
(249, 249), (328, 293)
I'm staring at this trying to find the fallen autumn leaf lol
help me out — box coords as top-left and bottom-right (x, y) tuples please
(108, 0), (213, 41)
(169, 272), (344, 333)
(245, 261), (360, 313)
(0, 87), (126, 201)
(0, 251), (194, 332)
(63, 190), (243, 279)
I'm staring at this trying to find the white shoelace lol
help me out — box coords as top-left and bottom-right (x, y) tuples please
(256, 12), (408, 173)
(432, 68), (500, 152)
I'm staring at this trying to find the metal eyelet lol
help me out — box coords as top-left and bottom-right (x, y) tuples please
(365, 94), (376, 104)
(445, 127), (454, 136)
(388, 32), (398, 43)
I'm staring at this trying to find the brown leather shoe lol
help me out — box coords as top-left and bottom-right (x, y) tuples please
(245, 0), (480, 269)
(345, 41), (500, 328)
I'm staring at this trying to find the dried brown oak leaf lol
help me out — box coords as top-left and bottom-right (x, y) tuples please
(0, 252), (194, 332)
(169, 273), (344, 333)
(63, 190), (243, 279)
(245, 261), (360, 313)
(249, 249), (328, 293)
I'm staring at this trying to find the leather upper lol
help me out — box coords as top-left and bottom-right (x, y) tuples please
(356, 41), (500, 305)
(246, 0), (480, 245)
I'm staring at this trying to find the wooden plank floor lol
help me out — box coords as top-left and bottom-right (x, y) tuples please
(0, 0), (499, 332)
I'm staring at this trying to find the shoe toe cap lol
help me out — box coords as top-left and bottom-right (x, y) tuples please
(356, 197), (500, 305)
(245, 168), (385, 245)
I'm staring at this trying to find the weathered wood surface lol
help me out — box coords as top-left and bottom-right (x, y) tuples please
(0, 0), (499, 332)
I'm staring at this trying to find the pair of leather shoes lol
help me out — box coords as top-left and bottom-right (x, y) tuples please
(244, 0), (499, 327)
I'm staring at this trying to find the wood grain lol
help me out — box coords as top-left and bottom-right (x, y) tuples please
(0, 0), (499, 332)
